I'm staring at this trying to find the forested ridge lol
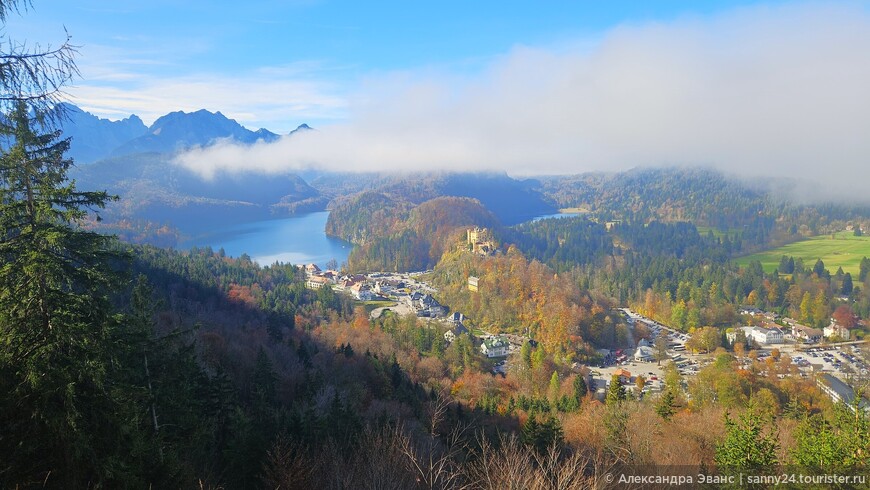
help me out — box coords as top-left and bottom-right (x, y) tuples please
(536, 167), (870, 252)
(328, 193), (500, 272)
(536, 167), (768, 227)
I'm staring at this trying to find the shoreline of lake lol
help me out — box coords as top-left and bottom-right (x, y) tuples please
(182, 211), (352, 269)
(183, 209), (579, 269)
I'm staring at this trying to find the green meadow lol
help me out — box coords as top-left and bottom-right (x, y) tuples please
(735, 231), (870, 276)
(360, 300), (396, 313)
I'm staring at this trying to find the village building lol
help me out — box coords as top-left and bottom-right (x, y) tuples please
(334, 275), (364, 292)
(444, 323), (469, 343)
(480, 336), (510, 358)
(304, 263), (321, 275)
(727, 325), (783, 345)
(751, 325), (783, 344)
(306, 275), (331, 290)
(614, 368), (632, 384)
(634, 346), (655, 362)
(468, 276), (479, 292)
(791, 324), (823, 343)
(349, 282), (374, 301)
(817, 374), (870, 413)
(404, 291), (445, 317)
(739, 306), (763, 316)
(823, 323), (851, 340)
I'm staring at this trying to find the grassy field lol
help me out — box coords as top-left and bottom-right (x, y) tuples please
(735, 231), (870, 276)
(359, 300), (397, 313)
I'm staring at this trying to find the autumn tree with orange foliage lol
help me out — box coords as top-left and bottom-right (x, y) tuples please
(432, 246), (612, 355)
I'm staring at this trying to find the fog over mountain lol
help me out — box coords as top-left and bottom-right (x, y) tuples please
(59, 105), (281, 164)
(110, 109), (280, 157)
(174, 2), (870, 202)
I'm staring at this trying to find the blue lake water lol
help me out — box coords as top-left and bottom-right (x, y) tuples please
(184, 210), (583, 269)
(184, 211), (351, 268)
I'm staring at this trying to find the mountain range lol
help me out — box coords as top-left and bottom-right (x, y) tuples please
(59, 103), (287, 163)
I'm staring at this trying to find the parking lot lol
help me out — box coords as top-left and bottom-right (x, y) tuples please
(793, 344), (868, 377)
(585, 309), (707, 396)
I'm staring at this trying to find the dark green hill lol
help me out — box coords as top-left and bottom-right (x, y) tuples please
(536, 167), (767, 227)
(327, 192), (500, 272)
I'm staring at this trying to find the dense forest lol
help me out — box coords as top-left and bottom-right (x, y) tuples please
(534, 167), (870, 240)
(328, 193), (499, 272)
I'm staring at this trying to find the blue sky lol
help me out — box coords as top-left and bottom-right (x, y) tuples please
(11, 0), (794, 130)
(9, 1), (870, 195)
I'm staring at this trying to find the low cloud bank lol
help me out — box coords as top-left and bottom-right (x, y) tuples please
(175, 2), (870, 200)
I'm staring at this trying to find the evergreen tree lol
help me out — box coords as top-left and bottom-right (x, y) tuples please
(520, 341), (532, 371)
(521, 415), (564, 454)
(252, 348), (277, 412)
(859, 257), (870, 282)
(842, 272), (853, 295)
(603, 403), (629, 459)
(813, 259), (826, 278)
(0, 100), (140, 485)
(547, 371), (560, 401)
(791, 396), (869, 472)
(521, 416), (539, 448)
(714, 410), (778, 479)
(606, 373), (626, 405)
(572, 374), (588, 404)
(126, 275), (213, 486)
(531, 344), (545, 371)
(778, 255), (791, 274)
(655, 389), (677, 420)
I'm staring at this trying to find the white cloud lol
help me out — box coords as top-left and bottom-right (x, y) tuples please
(69, 43), (349, 131)
(70, 75), (347, 131)
(172, 2), (870, 197)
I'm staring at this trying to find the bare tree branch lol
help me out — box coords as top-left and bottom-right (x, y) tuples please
(0, 30), (79, 124)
